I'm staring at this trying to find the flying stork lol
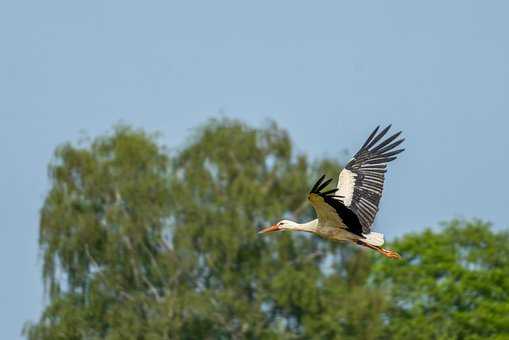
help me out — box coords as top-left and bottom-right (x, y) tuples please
(259, 125), (404, 259)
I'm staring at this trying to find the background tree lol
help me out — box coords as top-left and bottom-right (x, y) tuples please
(25, 119), (509, 339)
(373, 219), (509, 340)
(24, 126), (177, 339)
(25, 120), (384, 339)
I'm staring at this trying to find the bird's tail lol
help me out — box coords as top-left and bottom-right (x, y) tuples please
(362, 232), (384, 246)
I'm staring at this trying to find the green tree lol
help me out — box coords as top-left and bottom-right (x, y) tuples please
(25, 120), (385, 339)
(24, 126), (176, 339)
(374, 220), (509, 340)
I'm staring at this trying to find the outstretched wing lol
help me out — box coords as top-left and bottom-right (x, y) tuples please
(337, 125), (405, 233)
(308, 175), (365, 237)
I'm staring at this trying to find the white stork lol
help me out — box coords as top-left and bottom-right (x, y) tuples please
(259, 125), (404, 259)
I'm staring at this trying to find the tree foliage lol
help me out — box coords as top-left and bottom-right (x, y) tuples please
(25, 120), (509, 339)
(374, 220), (509, 340)
(25, 120), (381, 339)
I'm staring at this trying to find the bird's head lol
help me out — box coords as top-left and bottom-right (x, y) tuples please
(258, 219), (298, 234)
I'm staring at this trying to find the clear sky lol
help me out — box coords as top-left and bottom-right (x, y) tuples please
(2, 1), (509, 338)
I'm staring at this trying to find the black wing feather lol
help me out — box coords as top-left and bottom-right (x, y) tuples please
(343, 125), (405, 233)
(309, 175), (364, 237)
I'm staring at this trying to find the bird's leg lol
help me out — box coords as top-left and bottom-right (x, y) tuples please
(355, 240), (401, 260)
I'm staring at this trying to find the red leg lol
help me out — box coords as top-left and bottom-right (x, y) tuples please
(356, 240), (401, 260)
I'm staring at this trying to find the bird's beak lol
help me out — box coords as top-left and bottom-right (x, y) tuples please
(258, 224), (280, 234)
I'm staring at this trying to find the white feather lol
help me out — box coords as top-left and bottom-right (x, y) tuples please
(362, 232), (384, 246)
(337, 169), (356, 206)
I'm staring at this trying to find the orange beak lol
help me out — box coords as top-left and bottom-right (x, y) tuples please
(258, 224), (281, 234)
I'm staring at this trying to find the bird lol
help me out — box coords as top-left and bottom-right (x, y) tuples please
(258, 125), (404, 259)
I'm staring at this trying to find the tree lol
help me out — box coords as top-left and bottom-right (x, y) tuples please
(25, 120), (385, 339)
(24, 125), (176, 339)
(373, 219), (509, 340)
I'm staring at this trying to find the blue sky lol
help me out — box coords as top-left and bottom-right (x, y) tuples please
(2, 1), (509, 338)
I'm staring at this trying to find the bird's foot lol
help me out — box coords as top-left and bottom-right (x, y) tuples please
(380, 247), (401, 260)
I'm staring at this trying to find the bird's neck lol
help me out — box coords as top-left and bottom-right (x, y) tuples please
(291, 219), (319, 233)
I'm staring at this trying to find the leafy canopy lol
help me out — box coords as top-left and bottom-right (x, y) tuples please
(25, 120), (509, 339)
(25, 120), (381, 340)
(373, 220), (509, 340)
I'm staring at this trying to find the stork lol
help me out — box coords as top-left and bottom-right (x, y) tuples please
(259, 125), (404, 259)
